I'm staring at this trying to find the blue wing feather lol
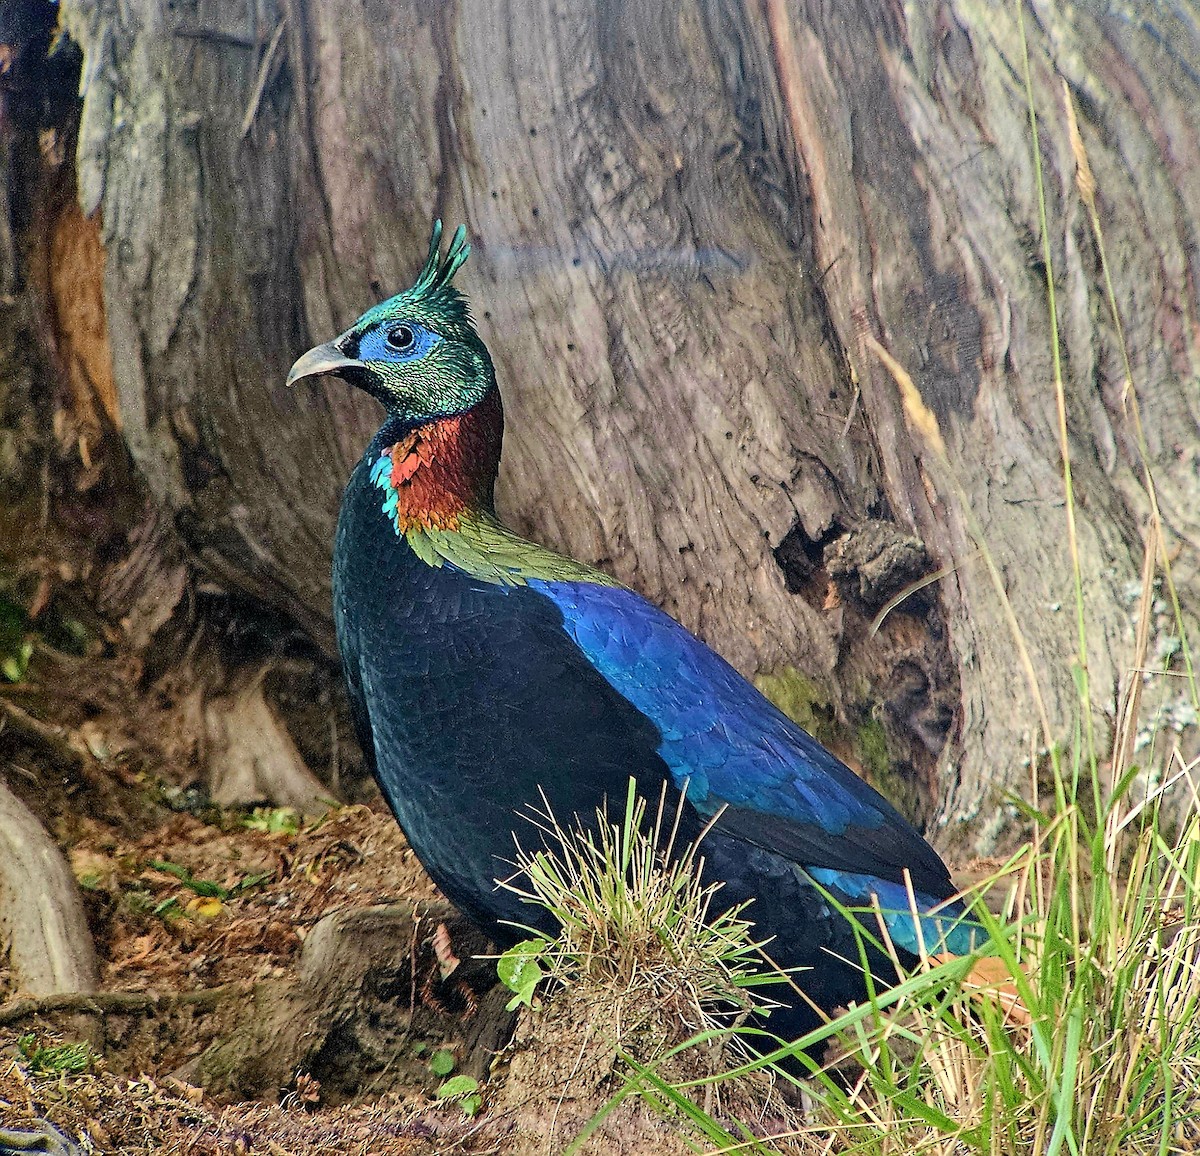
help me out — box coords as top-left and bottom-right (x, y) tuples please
(532, 581), (899, 826)
(527, 579), (961, 904)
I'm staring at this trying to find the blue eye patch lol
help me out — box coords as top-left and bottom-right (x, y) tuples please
(357, 320), (441, 363)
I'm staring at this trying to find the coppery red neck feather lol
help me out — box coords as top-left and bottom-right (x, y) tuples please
(382, 387), (503, 532)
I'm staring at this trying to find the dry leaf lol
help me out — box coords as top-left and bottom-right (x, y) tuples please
(185, 895), (225, 919)
(432, 922), (460, 979)
(934, 952), (1032, 1026)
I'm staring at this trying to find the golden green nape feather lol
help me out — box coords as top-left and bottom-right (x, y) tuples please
(407, 512), (622, 589)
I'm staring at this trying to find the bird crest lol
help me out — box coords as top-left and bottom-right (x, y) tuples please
(410, 220), (471, 300)
(352, 220), (477, 340)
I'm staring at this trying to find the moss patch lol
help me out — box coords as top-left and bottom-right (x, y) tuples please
(753, 667), (838, 746)
(855, 715), (891, 783)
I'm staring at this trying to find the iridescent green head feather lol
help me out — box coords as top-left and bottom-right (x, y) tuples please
(286, 220), (495, 424)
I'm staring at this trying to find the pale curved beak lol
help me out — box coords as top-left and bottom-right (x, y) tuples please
(286, 342), (361, 387)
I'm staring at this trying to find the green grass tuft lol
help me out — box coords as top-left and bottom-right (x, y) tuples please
(17, 1035), (95, 1077)
(498, 781), (783, 1047)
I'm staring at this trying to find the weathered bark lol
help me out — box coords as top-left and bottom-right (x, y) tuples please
(0, 776), (98, 996)
(29, 0), (1200, 852)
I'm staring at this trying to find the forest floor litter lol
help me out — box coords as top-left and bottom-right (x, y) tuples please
(0, 647), (830, 1154)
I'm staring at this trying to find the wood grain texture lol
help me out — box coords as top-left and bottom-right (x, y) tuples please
(54, 0), (1200, 851)
(0, 777), (98, 996)
(771, 0), (1200, 841)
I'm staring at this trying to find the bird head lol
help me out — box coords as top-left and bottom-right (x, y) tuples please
(286, 221), (495, 424)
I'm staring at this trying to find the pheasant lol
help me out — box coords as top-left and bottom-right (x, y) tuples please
(287, 222), (977, 1045)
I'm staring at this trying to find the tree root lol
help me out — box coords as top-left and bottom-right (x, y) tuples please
(191, 902), (515, 1104)
(0, 698), (89, 774)
(203, 663), (332, 812)
(0, 983), (245, 1027)
(0, 777), (98, 996)
(0, 1121), (85, 1156)
(1, 903), (515, 1105)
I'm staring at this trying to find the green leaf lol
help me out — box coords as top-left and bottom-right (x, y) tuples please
(230, 871), (273, 895)
(242, 806), (302, 835)
(0, 592), (30, 684)
(497, 938), (549, 1010)
(147, 859), (229, 899)
(437, 1075), (482, 1117)
(437, 1075), (478, 1098)
(428, 1049), (456, 1077)
(148, 859), (191, 881)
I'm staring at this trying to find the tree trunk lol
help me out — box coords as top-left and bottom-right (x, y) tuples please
(17, 0), (1199, 852)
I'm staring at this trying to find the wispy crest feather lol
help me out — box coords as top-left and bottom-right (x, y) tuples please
(412, 222), (468, 294)
(353, 220), (476, 338)
(411, 220), (472, 298)
(396, 221), (474, 333)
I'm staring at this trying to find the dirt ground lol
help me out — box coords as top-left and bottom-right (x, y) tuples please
(0, 796), (493, 1152)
